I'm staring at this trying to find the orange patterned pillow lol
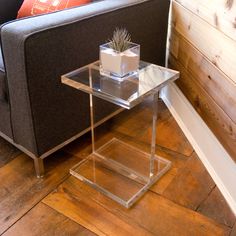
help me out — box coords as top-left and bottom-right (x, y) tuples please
(17, 0), (91, 18)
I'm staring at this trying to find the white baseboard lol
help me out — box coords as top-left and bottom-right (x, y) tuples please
(160, 83), (236, 215)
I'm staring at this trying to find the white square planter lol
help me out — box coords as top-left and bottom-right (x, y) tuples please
(100, 42), (140, 82)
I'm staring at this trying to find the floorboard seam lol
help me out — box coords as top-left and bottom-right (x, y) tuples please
(40, 202), (100, 236)
(1, 171), (71, 236)
(61, 180), (156, 236)
(111, 129), (194, 158)
(195, 186), (216, 212)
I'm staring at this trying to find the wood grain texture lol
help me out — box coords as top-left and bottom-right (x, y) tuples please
(174, 0), (236, 41)
(63, 101), (191, 195)
(168, 54), (236, 161)
(197, 187), (235, 228)
(110, 99), (194, 156)
(172, 1), (236, 83)
(43, 176), (231, 236)
(231, 223), (236, 236)
(112, 134), (191, 195)
(64, 100), (194, 157)
(163, 152), (215, 210)
(0, 98), (234, 235)
(0, 151), (83, 235)
(62, 133), (92, 159)
(169, 29), (236, 123)
(44, 182), (153, 236)
(2, 203), (95, 236)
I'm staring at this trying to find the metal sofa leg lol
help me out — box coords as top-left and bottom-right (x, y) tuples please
(34, 158), (45, 178)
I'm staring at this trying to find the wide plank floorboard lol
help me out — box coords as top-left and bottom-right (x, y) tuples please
(2, 203), (95, 236)
(197, 187), (236, 228)
(0, 151), (82, 235)
(109, 100), (194, 156)
(162, 152), (215, 210)
(43, 176), (231, 236)
(44, 181), (154, 236)
(231, 223), (236, 236)
(0, 100), (235, 235)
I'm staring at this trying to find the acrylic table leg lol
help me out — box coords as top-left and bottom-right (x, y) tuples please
(88, 67), (95, 153)
(89, 94), (95, 153)
(88, 69), (97, 182)
(150, 92), (159, 178)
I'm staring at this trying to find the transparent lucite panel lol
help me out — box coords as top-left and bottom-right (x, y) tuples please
(62, 61), (179, 208)
(61, 61), (179, 109)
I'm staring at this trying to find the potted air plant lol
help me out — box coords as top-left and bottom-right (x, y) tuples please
(100, 28), (140, 81)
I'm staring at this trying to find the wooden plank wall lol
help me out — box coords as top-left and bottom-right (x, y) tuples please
(168, 0), (236, 162)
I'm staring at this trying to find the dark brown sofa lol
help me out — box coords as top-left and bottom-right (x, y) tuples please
(0, 0), (170, 177)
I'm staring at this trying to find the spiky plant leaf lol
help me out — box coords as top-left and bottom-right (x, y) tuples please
(109, 28), (131, 52)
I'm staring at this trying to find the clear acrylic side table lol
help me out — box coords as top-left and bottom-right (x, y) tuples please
(61, 61), (179, 208)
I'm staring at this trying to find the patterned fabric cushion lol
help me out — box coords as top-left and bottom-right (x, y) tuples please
(17, 0), (91, 18)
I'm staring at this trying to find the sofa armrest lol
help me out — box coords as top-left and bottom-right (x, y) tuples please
(0, 0), (170, 156)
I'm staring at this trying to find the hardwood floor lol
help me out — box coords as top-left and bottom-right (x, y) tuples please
(0, 100), (235, 235)
(3, 203), (95, 236)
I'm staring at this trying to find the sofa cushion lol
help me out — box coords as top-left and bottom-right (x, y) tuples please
(17, 0), (91, 18)
(0, 0), (24, 24)
(0, 47), (7, 102)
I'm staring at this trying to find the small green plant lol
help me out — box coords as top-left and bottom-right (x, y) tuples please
(109, 28), (131, 52)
